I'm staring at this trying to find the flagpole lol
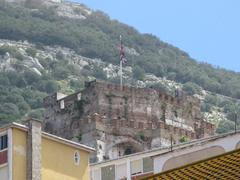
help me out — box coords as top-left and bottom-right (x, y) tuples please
(120, 35), (123, 91)
(120, 59), (123, 91)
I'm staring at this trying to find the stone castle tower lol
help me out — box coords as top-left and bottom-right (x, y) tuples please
(43, 81), (214, 162)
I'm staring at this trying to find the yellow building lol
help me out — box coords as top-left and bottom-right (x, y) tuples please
(0, 118), (95, 180)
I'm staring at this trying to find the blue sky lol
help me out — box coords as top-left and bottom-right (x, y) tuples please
(73, 0), (240, 72)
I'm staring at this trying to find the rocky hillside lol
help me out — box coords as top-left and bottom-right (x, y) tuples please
(0, 0), (239, 133)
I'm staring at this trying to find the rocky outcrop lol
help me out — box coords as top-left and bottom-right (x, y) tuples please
(5, 0), (92, 19)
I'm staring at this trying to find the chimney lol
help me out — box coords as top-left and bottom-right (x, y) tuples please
(25, 118), (42, 180)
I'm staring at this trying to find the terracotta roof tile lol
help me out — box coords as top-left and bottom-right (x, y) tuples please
(142, 148), (240, 180)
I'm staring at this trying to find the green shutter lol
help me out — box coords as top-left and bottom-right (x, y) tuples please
(101, 165), (115, 180)
(143, 157), (153, 173)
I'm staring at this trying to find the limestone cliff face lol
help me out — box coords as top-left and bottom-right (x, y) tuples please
(43, 81), (214, 162)
(5, 0), (91, 19)
(5, 0), (62, 3)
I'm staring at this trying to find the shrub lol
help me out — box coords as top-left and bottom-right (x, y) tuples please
(28, 109), (44, 119)
(133, 65), (145, 81)
(0, 103), (19, 116)
(179, 136), (189, 143)
(92, 66), (107, 80)
(26, 47), (37, 57)
(0, 45), (24, 60)
(182, 82), (201, 95)
(216, 120), (235, 134)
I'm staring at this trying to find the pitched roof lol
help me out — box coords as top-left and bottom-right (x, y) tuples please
(0, 122), (95, 153)
(142, 148), (240, 179)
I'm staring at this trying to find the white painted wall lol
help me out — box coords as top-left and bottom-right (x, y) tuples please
(91, 169), (101, 180)
(153, 132), (240, 173)
(91, 132), (240, 180)
(0, 165), (8, 180)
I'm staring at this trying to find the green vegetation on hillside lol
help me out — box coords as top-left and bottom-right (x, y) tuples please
(1, 1), (240, 99)
(0, 1), (240, 132)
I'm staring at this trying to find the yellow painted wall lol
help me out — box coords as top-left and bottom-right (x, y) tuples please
(11, 127), (90, 180)
(41, 137), (90, 180)
(12, 128), (27, 180)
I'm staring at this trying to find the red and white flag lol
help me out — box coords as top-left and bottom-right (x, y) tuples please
(119, 35), (127, 64)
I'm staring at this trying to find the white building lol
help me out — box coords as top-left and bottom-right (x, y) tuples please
(90, 131), (240, 180)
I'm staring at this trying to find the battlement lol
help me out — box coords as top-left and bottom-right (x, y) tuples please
(44, 80), (199, 112)
(85, 80), (185, 104)
(43, 81), (214, 162)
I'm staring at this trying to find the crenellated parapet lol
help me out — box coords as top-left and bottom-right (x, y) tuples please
(43, 81), (214, 162)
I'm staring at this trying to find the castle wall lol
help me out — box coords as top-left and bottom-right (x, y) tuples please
(43, 81), (214, 162)
(93, 82), (200, 127)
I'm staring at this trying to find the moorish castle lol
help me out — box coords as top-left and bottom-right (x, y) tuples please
(43, 81), (214, 162)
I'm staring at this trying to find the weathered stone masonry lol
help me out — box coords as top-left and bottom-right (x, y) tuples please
(43, 81), (214, 162)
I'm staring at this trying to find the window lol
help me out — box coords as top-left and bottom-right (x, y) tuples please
(60, 100), (65, 109)
(131, 159), (142, 175)
(116, 163), (127, 180)
(101, 165), (115, 180)
(77, 93), (81, 101)
(143, 157), (153, 173)
(74, 151), (80, 165)
(0, 135), (8, 150)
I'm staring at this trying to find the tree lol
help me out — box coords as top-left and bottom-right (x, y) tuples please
(201, 103), (211, 112)
(70, 80), (83, 90)
(146, 82), (168, 93)
(223, 102), (236, 113)
(45, 80), (58, 93)
(226, 112), (237, 122)
(0, 103), (19, 116)
(205, 94), (218, 106)
(17, 101), (31, 115)
(182, 82), (201, 95)
(216, 120), (235, 134)
(56, 51), (65, 60)
(53, 66), (69, 80)
(5, 94), (25, 104)
(24, 70), (41, 85)
(133, 65), (145, 81)
(26, 47), (37, 57)
(0, 74), (10, 85)
(92, 66), (107, 80)
(28, 109), (44, 119)
(6, 71), (26, 88)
